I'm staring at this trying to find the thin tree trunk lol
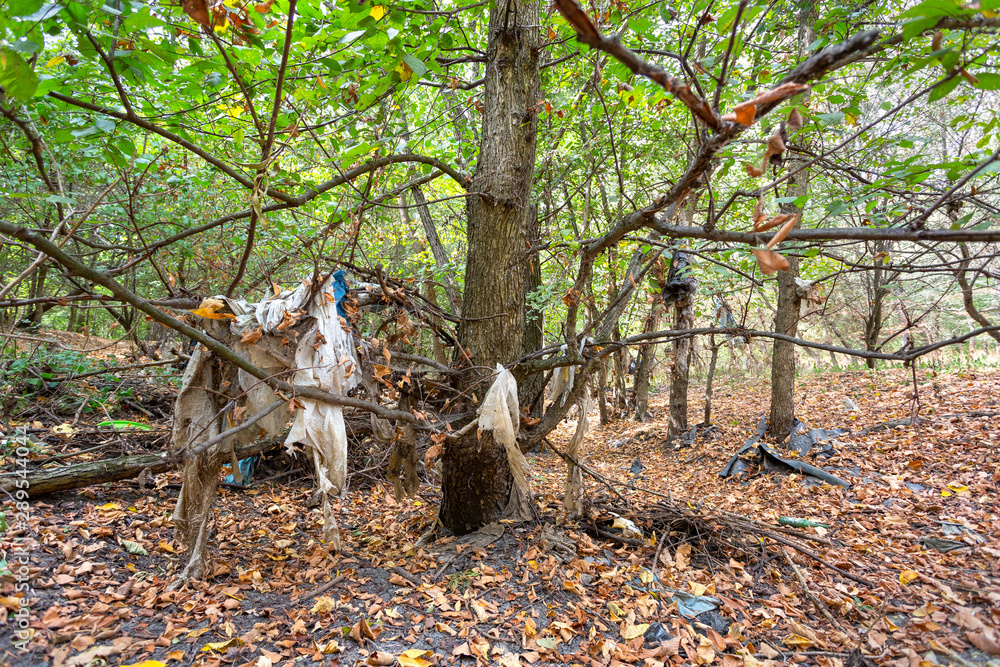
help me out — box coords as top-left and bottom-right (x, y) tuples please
(957, 244), (1000, 342)
(412, 185), (461, 314)
(769, 0), (815, 441)
(633, 301), (660, 422)
(703, 333), (720, 425)
(521, 204), (546, 418)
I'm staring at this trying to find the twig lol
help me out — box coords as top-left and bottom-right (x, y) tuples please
(290, 574), (345, 602)
(543, 437), (629, 505)
(767, 532), (874, 587)
(188, 399), (284, 457)
(781, 547), (848, 634)
(390, 566), (423, 587)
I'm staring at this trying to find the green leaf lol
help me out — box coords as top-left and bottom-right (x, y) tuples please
(340, 29), (366, 44)
(928, 75), (960, 102)
(71, 126), (100, 138)
(121, 539), (149, 556)
(9, 39), (41, 54)
(0, 48), (39, 102)
(95, 117), (116, 133)
(12, 2), (61, 21)
(45, 195), (76, 204)
(973, 73), (1000, 90)
(940, 50), (959, 72)
(401, 54), (427, 76)
(901, 17), (939, 42)
(7, 0), (44, 17)
(900, 0), (967, 19)
(815, 111), (844, 126)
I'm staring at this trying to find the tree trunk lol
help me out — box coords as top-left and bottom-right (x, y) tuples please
(703, 333), (720, 425)
(633, 301), (660, 422)
(667, 298), (693, 442)
(520, 204), (546, 418)
(440, 0), (540, 535)
(768, 0), (814, 442)
(957, 244), (1000, 342)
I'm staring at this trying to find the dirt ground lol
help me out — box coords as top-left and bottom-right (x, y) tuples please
(2, 366), (999, 667)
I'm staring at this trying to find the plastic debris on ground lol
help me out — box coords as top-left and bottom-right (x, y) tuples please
(719, 415), (852, 488)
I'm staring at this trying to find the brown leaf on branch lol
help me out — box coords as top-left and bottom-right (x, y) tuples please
(744, 82), (810, 108)
(722, 102), (758, 126)
(753, 198), (765, 226)
(787, 108), (804, 133)
(752, 248), (790, 275)
(932, 30), (943, 51)
(745, 163), (764, 178)
(766, 214), (799, 249)
(181, 0), (211, 26)
(754, 213), (795, 233)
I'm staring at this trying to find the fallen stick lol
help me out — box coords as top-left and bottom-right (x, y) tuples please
(782, 547), (848, 635)
(390, 566), (423, 587)
(0, 434), (286, 497)
(767, 532), (873, 587)
(290, 575), (346, 603)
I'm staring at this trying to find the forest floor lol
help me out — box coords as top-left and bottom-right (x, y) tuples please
(2, 362), (999, 667)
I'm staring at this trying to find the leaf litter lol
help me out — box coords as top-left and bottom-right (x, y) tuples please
(2, 367), (998, 667)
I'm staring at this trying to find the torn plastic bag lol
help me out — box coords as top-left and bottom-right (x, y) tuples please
(224, 455), (257, 485)
(786, 419), (850, 457)
(661, 588), (721, 618)
(719, 425), (851, 488)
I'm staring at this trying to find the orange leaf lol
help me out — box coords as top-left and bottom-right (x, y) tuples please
(752, 248), (789, 275)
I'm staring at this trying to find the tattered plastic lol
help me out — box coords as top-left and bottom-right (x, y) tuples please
(171, 272), (363, 581)
(719, 416), (851, 488)
(478, 364), (534, 522)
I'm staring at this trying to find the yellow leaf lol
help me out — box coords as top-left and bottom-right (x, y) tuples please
(123, 661), (167, 667)
(899, 570), (920, 585)
(311, 596), (337, 614)
(399, 648), (433, 667)
(639, 569), (653, 584)
(621, 623), (649, 640)
(688, 581), (708, 596)
(782, 633), (814, 649)
(318, 639), (342, 654)
(190, 307), (235, 320)
(370, 4), (385, 20)
(46, 56), (65, 67)
(983, 9), (998, 17)
(98, 502), (121, 510)
(395, 61), (413, 82)
(202, 637), (245, 652)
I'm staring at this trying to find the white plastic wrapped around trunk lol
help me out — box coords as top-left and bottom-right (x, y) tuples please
(478, 364), (534, 522)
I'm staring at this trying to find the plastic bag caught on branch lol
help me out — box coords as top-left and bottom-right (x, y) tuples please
(478, 364), (535, 523)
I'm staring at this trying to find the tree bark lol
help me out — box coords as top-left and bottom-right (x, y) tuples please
(633, 301), (660, 422)
(703, 333), (720, 425)
(667, 291), (695, 441)
(440, 0), (540, 535)
(768, 0), (814, 441)
(520, 204), (546, 418)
